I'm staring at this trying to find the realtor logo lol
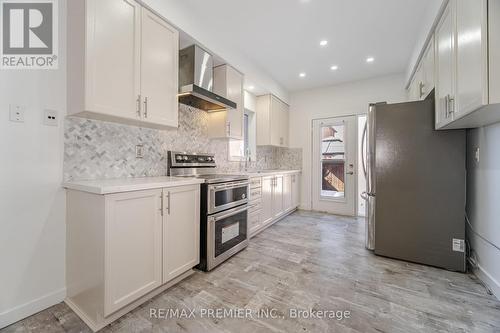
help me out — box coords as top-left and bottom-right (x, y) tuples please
(1, 0), (58, 69)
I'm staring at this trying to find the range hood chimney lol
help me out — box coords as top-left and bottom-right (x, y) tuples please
(178, 45), (237, 111)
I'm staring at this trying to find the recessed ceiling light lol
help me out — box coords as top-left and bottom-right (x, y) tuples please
(299, 72), (306, 78)
(320, 40), (328, 47)
(330, 65), (338, 71)
(248, 85), (255, 90)
(366, 57), (375, 63)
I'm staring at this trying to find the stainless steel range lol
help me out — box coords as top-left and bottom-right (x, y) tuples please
(167, 151), (249, 271)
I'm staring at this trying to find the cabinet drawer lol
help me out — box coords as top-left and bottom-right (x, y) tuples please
(250, 177), (262, 189)
(248, 210), (261, 228)
(248, 200), (262, 214)
(249, 187), (262, 200)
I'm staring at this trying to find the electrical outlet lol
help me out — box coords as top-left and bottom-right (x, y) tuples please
(136, 145), (144, 158)
(9, 104), (26, 122)
(43, 109), (58, 126)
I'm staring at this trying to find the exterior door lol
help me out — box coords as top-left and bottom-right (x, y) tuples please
(140, 7), (179, 127)
(163, 185), (200, 283)
(104, 189), (162, 316)
(86, 0), (141, 119)
(312, 116), (357, 216)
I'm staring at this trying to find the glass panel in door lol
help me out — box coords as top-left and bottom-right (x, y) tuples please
(320, 123), (346, 199)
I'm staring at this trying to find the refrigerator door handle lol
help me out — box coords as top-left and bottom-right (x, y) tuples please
(361, 122), (367, 177)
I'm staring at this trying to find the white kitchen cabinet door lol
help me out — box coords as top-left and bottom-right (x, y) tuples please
(273, 176), (284, 218)
(104, 189), (163, 316)
(261, 176), (274, 226)
(283, 174), (293, 212)
(422, 36), (435, 99)
(280, 101), (290, 147)
(210, 65), (244, 139)
(455, 0), (488, 118)
(256, 94), (290, 147)
(140, 7), (179, 128)
(292, 174), (300, 208)
(270, 96), (282, 146)
(435, 1), (456, 128)
(85, 0), (141, 119)
(163, 185), (200, 284)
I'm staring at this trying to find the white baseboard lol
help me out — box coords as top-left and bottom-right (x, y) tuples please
(0, 288), (66, 329)
(474, 264), (500, 300)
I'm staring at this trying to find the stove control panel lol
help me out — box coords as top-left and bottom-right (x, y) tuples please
(168, 151), (216, 167)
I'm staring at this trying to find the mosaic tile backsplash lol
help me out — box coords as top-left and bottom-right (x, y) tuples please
(64, 104), (302, 181)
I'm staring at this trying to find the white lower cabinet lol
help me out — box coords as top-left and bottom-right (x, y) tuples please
(104, 189), (163, 316)
(66, 184), (200, 332)
(283, 174), (293, 212)
(162, 185), (200, 283)
(292, 173), (301, 208)
(249, 172), (300, 238)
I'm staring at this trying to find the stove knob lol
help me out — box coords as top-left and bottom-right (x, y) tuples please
(198, 157), (205, 162)
(175, 155), (183, 161)
(183, 156), (189, 161)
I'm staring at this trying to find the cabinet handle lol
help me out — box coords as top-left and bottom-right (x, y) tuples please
(227, 122), (231, 136)
(445, 95), (449, 118)
(136, 94), (142, 117)
(159, 195), (163, 216)
(144, 97), (148, 118)
(166, 192), (171, 215)
(448, 96), (455, 114)
(419, 82), (425, 99)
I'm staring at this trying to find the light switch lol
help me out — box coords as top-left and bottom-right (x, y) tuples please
(43, 109), (58, 126)
(9, 104), (26, 122)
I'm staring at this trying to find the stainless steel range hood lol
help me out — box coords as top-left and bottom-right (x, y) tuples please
(178, 45), (237, 111)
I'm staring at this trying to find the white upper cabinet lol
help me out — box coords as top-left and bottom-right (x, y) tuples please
(455, 0), (488, 119)
(81, 0), (141, 119)
(68, 0), (179, 129)
(140, 8), (179, 128)
(433, 0), (500, 129)
(435, 2), (456, 128)
(209, 65), (244, 139)
(256, 94), (290, 147)
(422, 36), (435, 99)
(407, 36), (434, 102)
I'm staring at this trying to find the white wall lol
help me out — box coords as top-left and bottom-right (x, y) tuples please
(0, 1), (67, 328)
(466, 122), (500, 299)
(289, 74), (407, 211)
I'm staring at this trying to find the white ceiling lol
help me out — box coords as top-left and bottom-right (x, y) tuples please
(175, 0), (433, 92)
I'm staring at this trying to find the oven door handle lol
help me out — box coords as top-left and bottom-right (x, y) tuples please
(209, 205), (248, 222)
(211, 181), (249, 191)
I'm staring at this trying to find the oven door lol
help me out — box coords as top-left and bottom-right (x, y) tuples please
(207, 205), (248, 271)
(208, 181), (249, 214)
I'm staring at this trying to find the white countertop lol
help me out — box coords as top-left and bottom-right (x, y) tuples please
(63, 176), (205, 195)
(244, 169), (301, 177)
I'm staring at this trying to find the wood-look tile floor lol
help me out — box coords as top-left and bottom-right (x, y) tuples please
(3, 211), (500, 333)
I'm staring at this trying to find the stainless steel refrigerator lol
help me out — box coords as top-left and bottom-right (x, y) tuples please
(361, 99), (466, 272)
